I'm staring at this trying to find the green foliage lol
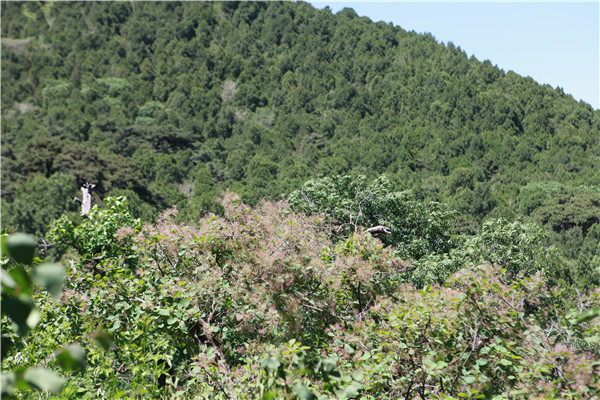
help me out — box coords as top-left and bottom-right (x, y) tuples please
(2, 1), (600, 394)
(2, 2), (599, 281)
(469, 218), (562, 280)
(409, 217), (567, 289)
(332, 265), (600, 399)
(46, 196), (142, 270)
(577, 223), (600, 289)
(288, 175), (456, 260)
(4, 193), (597, 398)
(1, 173), (79, 238)
(1, 231), (88, 399)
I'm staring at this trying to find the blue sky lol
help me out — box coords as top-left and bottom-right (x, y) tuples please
(309, 2), (600, 110)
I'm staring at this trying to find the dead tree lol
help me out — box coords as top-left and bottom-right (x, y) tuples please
(74, 182), (96, 216)
(366, 225), (391, 235)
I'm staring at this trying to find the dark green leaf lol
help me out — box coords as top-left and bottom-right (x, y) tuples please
(6, 233), (36, 265)
(1, 335), (14, 360)
(33, 263), (65, 299)
(575, 307), (600, 324)
(91, 331), (113, 351)
(22, 367), (66, 393)
(56, 344), (86, 371)
(293, 383), (316, 400)
(1, 295), (38, 335)
(259, 355), (281, 371)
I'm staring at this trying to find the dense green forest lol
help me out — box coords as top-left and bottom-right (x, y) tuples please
(2, 1), (600, 257)
(1, 1), (600, 398)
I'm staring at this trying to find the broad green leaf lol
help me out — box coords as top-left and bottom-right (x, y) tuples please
(0, 269), (17, 290)
(263, 391), (277, 400)
(352, 370), (364, 382)
(259, 355), (281, 371)
(1, 295), (37, 335)
(178, 299), (190, 308)
(91, 331), (113, 351)
(26, 308), (41, 331)
(22, 367), (66, 393)
(344, 343), (355, 354)
(293, 383), (316, 400)
(321, 358), (336, 373)
(7, 266), (33, 296)
(341, 381), (362, 397)
(6, 233), (36, 265)
(56, 344), (86, 371)
(111, 319), (121, 330)
(0, 233), (8, 258)
(33, 263), (65, 299)
(575, 307), (600, 324)
(1, 372), (16, 398)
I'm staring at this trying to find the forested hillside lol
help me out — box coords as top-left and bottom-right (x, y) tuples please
(2, 2), (600, 398)
(3, 1), (600, 236)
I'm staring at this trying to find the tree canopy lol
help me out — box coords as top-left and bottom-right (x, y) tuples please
(2, 2), (599, 268)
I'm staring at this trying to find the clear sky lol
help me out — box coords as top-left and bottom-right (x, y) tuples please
(309, 2), (600, 110)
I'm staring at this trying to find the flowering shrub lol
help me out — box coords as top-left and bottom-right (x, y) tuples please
(2, 194), (598, 398)
(328, 265), (600, 399)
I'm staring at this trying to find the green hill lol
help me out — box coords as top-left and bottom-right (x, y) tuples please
(2, 3), (600, 397)
(2, 1), (599, 265)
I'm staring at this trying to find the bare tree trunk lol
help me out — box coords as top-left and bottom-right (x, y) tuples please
(74, 182), (95, 216)
(366, 225), (391, 235)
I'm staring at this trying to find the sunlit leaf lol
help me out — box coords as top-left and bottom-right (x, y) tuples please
(33, 263), (65, 299)
(6, 233), (37, 265)
(263, 391), (277, 400)
(0, 269), (17, 290)
(7, 266), (33, 296)
(22, 367), (66, 393)
(1, 371), (16, 398)
(321, 358), (336, 373)
(293, 383), (316, 400)
(341, 381), (362, 397)
(259, 355), (281, 371)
